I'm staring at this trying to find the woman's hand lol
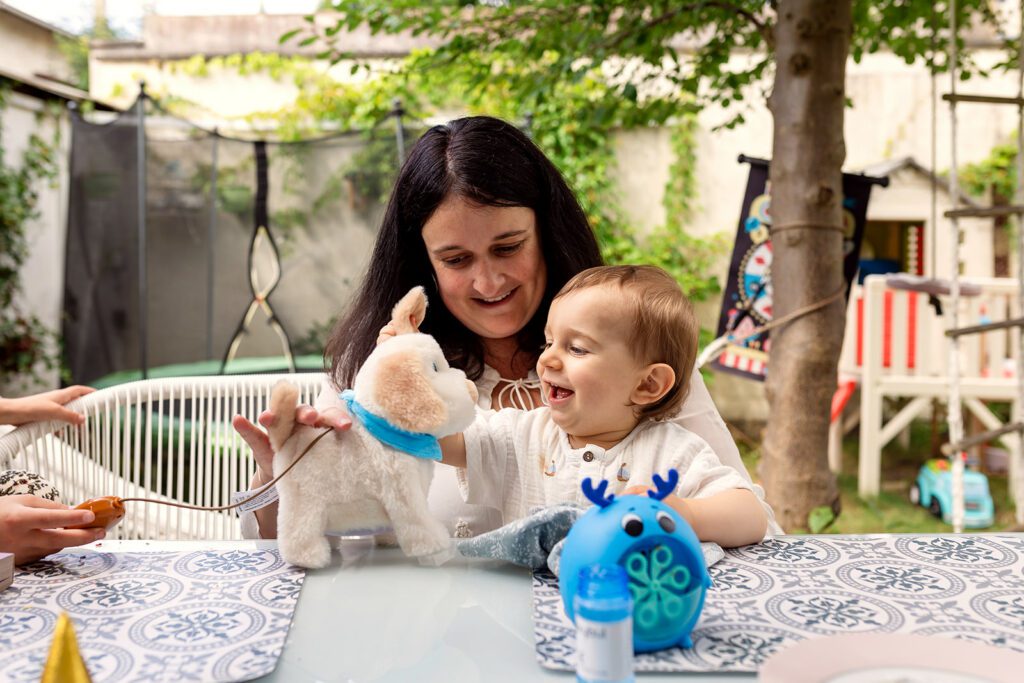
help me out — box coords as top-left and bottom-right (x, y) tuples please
(232, 408), (352, 481)
(0, 386), (95, 427)
(0, 495), (105, 565)
(232, 405), (353, 539)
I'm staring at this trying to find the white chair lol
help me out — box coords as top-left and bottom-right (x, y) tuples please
(0, 373), (325, 539)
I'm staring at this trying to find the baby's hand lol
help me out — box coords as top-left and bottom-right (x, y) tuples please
(620, 485), (650, 497)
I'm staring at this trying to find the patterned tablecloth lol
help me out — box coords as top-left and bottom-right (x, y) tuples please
(0, 548), (304, 682)
(533, 534), (1024, 673)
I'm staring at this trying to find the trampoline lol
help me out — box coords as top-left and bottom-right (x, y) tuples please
(64, 90), (422, 387)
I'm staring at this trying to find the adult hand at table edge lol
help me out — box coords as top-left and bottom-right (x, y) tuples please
(0, 495), (106, 565)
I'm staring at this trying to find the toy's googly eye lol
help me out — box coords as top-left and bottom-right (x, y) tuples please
(622, 513), (643, 537)
(656, 510), (676, 533)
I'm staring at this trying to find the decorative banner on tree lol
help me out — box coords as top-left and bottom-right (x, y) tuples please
(711, 155), (888, 381)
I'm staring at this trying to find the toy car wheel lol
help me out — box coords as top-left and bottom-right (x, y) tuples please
(928, 497), (942, 518)
(909, 484), (920, 505)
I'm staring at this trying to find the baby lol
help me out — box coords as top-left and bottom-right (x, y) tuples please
(441, 265), (778, 547)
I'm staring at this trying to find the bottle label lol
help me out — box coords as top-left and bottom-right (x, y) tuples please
(575, 615), (633, 683)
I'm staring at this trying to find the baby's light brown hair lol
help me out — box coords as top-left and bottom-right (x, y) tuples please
(554, 264), (699, 422)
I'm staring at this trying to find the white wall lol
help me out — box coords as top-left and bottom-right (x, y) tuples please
(0, 11), (73, 84)
(0, 8), (75, 393)
(2, 92), (70, 393)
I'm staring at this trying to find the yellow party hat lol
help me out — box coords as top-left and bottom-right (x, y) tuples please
(40, 612), (92, 683)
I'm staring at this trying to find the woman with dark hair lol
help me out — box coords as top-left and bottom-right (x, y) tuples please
(327, 115), (603, 390)
(233, 115), (751, 539)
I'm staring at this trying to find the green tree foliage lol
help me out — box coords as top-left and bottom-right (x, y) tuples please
(287, 0), (1008, 530)
(55, 35), (91, 91)
(960, 140), (1019, 201)
(309, 1), (1002, 123)
(287, 1), (1004, 299)
(55, 18), (118, 92)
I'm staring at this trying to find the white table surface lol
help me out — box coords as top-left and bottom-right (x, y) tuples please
(86, 538), (753, 682)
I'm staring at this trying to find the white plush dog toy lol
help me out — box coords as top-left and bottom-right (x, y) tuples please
(266, 287), (478, 568)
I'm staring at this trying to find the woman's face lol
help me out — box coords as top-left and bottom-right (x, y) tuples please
(421, 195), (547, 342)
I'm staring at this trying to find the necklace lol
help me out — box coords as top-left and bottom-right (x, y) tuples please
(494, 376), (543, 410)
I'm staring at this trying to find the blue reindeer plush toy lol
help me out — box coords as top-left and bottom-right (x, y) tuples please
(559, 470), (711, 652)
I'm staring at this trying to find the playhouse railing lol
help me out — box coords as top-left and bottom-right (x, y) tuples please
(836, 275), (1021, 497)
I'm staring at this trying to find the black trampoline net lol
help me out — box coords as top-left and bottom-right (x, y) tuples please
(64, 95), (422, 385)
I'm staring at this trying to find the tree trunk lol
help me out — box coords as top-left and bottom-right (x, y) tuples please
(762, 0), (851, 530)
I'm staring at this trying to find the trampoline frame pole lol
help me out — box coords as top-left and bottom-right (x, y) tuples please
(136, 84), (148, 379)
(206, 131), (219, 361)
(392, 98), (405, 167)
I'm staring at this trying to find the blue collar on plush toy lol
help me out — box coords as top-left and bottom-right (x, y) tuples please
(339, 389), (442, 461)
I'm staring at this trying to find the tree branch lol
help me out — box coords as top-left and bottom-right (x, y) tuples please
(604, 2), (774, 53)
(709, 1), (774, 50)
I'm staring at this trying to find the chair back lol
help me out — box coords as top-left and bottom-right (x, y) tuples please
(0, 373), (325, 540)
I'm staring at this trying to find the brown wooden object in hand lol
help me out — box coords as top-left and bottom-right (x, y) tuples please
(67, 496), (126, 531)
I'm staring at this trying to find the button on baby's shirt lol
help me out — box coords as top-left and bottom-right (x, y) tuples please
(565, 442), (609, 506)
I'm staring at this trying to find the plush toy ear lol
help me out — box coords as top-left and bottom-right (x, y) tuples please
(373, 349), (448, 433)
(390, 286), (428, 335)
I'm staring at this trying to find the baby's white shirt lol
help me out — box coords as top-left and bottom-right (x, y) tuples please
(462, 407), (780, 538)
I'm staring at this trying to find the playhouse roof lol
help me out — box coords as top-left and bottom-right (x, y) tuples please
(858, 156), (981, 208)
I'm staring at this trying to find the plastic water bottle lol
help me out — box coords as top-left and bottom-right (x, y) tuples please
(573, 564), (635, 683)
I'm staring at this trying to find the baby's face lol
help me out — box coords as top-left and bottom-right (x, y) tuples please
(538, 285), (649, 448)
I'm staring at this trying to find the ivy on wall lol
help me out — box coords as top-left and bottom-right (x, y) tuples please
(959, 139), (1018, 202)
(958, 139), (1023, 266)
(0, 85), (62, 389)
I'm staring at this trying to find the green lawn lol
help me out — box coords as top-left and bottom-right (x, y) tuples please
(737, 421), (1022, 534)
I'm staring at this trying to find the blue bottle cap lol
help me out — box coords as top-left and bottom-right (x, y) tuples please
(575, 564), (632, 623)
(578, 564), (629, 600)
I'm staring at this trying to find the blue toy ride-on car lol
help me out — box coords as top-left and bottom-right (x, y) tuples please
(909, 459), (994, 528)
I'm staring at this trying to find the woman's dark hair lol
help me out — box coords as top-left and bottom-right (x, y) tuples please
(325, 115), (604, 388)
